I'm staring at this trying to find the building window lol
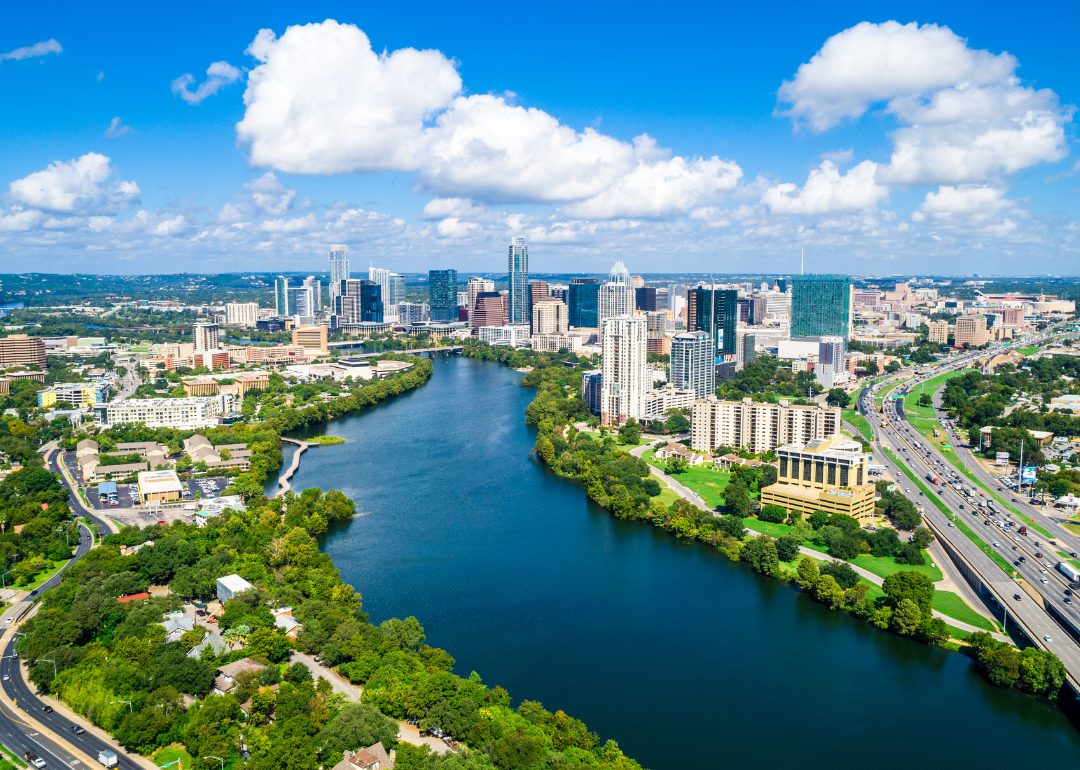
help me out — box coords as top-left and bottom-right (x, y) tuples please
(803, 460), (811, 482)
(815, 461), (824, 484)
(840, 465), (849, 486)
(779, 457), (788, 478)
(857, 465), (863, 486)
(827, 463), (836, 486)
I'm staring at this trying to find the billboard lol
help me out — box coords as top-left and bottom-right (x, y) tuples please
(995, 452), (1010, 465)
(1022, 466), (1037, 482)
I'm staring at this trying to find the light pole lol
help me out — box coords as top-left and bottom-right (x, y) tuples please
(111, 700), (132, 712)
(1, 572), (11, 590)
(204, 757), (224, 770)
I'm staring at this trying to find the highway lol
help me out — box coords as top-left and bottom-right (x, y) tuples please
(858, 329), (1080, 687)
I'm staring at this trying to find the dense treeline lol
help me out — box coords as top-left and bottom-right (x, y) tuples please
(0, 466), (80, 584)
(18, 485), (646, 770)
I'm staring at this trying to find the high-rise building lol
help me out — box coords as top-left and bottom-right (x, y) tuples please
(814, 336), (847, 387)
(736, 331), (756, 370)
(328, 245), (349, 304)
(671, 331), (714, 400)
(791, 275), (852, 338)
(472, 292), (505, 333)
(428, 269), (458, 323)
(598, 262), (635, 340)
(600, 315), (648, 426)
(293, 326), (329, 352)
(467, 277), (495, 319)
(369, 268), (405, 321)
(529, 280), (550, 322)
(275, 276), (289, 316)
(0, 334), (46, 368)
(335, 279), (383, 323)
(549, 285), (569, 304)
(287, 286), (316, 320)
(192, 323), (220, 353)
(630, 275), (645, 289)
(582, 370), (603, 415)
(398, 303), (429, 324)
(508, 237), (529, 325)
(635, 286), (657, 312)
(761, 437), (875, 521)
(303, 276), (322, 310)
(688, 285), (737, 357)
(690, 399), (842, 454)
(928, 320), (949, 344)
(569, 278), (600, 328)
(225, 303), (258, 327)
(955, 316), (988, 347)
(531, 300), (568, 336)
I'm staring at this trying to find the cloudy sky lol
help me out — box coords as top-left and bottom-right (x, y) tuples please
(2, 0), (1079, 276)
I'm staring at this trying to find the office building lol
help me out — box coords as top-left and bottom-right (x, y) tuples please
(761, 437), (875, 521)
(471, 292), (505, 333)
(569, 278), (600, 328)
(370, 267), (405, 321)
(328, 245), (349, 304)
(600, 315), (648, 426)
(429, 269), (458, 323)
(955, 316), (988, 347)
(225, 303), (258, 327)
(275, 276), (290, 316)
(630, 275), (645, 289)
(397, 302), (429, 324)
(508, 237), (529, 325)
(293, 326), (329, 353)
(671, 331), (714, 400)
(655, 286), (669, 312)
(635, 287), (657, 312)
(531, 300), (568, 336)
(344, 279), (383, 323)
(193, 323), (220, 353)
(96, 395), (234, 430)
(531, 333), (583, 353)
(736, 331), (756, 370)
(791, 274), (852, 338)
(690, 398), (841, 454)
(687, 285), (737, 356)
(0, 334), (46, 368)
(549, 285), (569, 303)
(37, 382), (109, 409)
(598, 262), (635, 340)
(814, 336), (847, 387)
(928, 320), (949, 344)
(582, 370), (603, 415)
(467, 277), (495, 317)
(478, 324), (531, 347)
(528, 280), (550, 322)
(303, 276), (322, 310)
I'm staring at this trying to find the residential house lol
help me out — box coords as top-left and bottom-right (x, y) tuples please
(272, 607), (303, 640)
(331, 744), (394, 770)
(213, 657), (266, 696)
(159, 611), (195, 643)
(653, 442), (705, 467)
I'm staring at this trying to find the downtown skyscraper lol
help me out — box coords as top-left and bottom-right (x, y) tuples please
(508, 237), (529, 325)
(791, 274), (852, 338)
(429, 269), (458, 322)
(328, 245), (349, 305)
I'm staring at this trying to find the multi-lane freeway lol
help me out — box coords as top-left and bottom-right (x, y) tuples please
(858, 327), (1080, 688)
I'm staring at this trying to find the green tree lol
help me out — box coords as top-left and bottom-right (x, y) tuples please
(617, 418), (642, 446)
(808, 510), (830, 529)
(663, 456), (688, 475)
(882, 570), (934, 616)
(890, 598), (923, 636)
(741, 536), (780, 576)
(775, 535), (801, 562)
(812, 574), (846, 609)
(316, 702), (399, 762)
(757, 504), (787, 523)
(380, 616), (426, 650)
(492, 730), (545, 770)
(827, 388), (851, 407)
(795, 557), (819, 589)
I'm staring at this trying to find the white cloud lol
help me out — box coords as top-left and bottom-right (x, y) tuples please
(777, 21), (1071, 186)
(104, 117), (132, 138)
(761, 160), (888, 215)
(911, 185), (1019, 228)
(435, 218), (481, 239)
(420, 198), (490, 221)
(235, 20), (742, 218)
(0, 39), (62, 62)
(243, 172), (295, 216)
(259, 213), (317, 233)
(8, 153), (141, 214)
(0, 209), (46, 232)
(172, 61), (243, 105)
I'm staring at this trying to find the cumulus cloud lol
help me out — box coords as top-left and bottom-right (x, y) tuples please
(172, 61), (243, 105)
(104, 117), (132, 138)
(778, 21), (1071, 186)
(420, 198), (490, 221)
(243, 172), (295, 216)
(8, 153), (141, 215)
(1, 39), (62, 62)
(761, 160), (888, 215)
(911, 185), (1019, 228)
(236, 20), (742, 218)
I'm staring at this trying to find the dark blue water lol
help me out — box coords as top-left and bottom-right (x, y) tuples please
(278, 356), (1080, 769)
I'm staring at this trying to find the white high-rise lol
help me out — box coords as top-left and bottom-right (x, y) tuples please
(468, 276), (495, 318)
(225, 303), (258, 327)
(328, 245), (349, 303)
(369, 266), (405, 321)
(598, 261), (635, 340)
(531, 300), (568, 336)
(671, 331), (714, 400)
(303, 276), (322, 311)
(600, 315), (648, 427)
(193, 323), (220, 353)
(814, 336), (847, 388)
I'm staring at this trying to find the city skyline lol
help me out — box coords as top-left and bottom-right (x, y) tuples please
(3, 4), (1080, 274)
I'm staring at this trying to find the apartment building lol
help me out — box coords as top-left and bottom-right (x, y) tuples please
(531, 300), (568, 336)
(955, 316), (988, 347)
(225, 303), (259, 327)
(531, 334), (582, 353)
(293, 325), (329, 353)
(95, 395), (234, 430)
(0, 334), (46, 368)
(37, 382), (109, 409)
(643, 387), (696, 421)
(600, 315), (648, 426)
(760, 437), (875, 520)
(927, 320), (949, 344)
(690, 398), (841, 454)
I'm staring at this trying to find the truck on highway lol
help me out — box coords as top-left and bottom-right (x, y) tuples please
(1057, 562), (1080, 583)
(925, 472), (938, 484)
(98, 751), (118, 768)
(1019, 526), (1027, 535)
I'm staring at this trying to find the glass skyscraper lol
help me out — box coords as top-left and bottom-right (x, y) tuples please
(508, 237), (529, 325)
(568, 278), (599, 328)
(791, 274), (851, 338)
(275, 276), (289, 316)
(688, 286), (737, 357)
(428, 269), (458, 322)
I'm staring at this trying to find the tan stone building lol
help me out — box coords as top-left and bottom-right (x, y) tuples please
(0, 334), (46, 368)
(292, 325), (328, 353)
(760, 437), (876, 520)
(927, 320), (949, 344)
(955, 316), (988, 347)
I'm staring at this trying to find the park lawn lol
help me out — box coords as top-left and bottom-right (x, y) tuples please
(581, 429), (649, 448)
(1017, 345), (1040, 355)
(23, 558), (71, 591)
(744, 519), (794, 538)
(862, 581), (886, 603)
(945, 624), (973, 642)
(654, 483), (682, 508)
(1063, 521), (1080, 537)
(932, 590), (1000, 632)
(152, 746), (194, 769)
(850, 553), (944, 583)
(642, 449), (736, 506)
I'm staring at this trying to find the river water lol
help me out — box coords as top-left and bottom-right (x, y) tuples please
(274, 356), (1080, 769)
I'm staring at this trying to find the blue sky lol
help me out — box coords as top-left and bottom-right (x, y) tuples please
(2, 0), (1079, 275)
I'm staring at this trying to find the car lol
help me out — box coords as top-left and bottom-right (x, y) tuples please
(959, 504), (965, 509)
(1036, 552), (1044, 558)
(70, 725), (85, 735)
(1040, 568), (1048, 573)
(157, 520), (166, 524)
(42, 705), (53, 713)
(1066, 589), (1074, 596)
(1067, 598), (1074, 605)
(1044, 635), (1053, 643)
(1014, 560), (1021, 566)
(1014, 593), (1022, 600)
(30, 589), (37, 596)
(1050, 540), (1058, 546)
(1012, 498), (1019, 503)
(1019, 556), (1027, 562)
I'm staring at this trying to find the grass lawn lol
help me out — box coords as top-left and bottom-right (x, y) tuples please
(842, 409), (874, 442)
(945, 624), (974, 642)
(580, 429), (649, 448)
(654, 482), (682, 507)
(932, 590), (1000, 632)
(309, 435), (346, 445)
(24, 559), (71, 591)
(1063, 521), (1080, 537)
(1017, 345), (1040, 355)
(0, 744), (27, 768)
(744, 519), (794, 538)
(642, 449), (735, 506)
(850, 554), (944, 582)
(152, 746), (194, 769)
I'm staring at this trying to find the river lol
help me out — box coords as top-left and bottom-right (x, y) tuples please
(273, 355), (1080, 769)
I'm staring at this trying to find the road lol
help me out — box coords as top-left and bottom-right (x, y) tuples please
(40, 444), (114, 537)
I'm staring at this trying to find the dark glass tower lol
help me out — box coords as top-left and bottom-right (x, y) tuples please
(568, 278), (600, 328)
(791, 274), (851, 337)
(688, 286), (737, 357)
(428, 269), (458, 323)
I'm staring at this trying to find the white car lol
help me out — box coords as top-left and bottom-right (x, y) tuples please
(1044, 635), (1053, 643)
